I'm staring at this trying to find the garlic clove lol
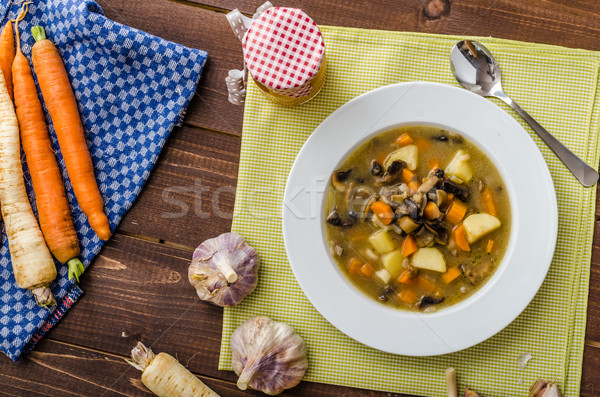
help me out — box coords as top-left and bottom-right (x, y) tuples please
(231, 316), (308, 395)
(529, 379), (563, 397)
(188, 232), (260, 307)
(464, 387), (481, 397)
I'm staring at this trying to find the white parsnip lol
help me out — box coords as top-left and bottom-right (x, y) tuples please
(0, 70), (56, 306)
(128, 342), (220, 397)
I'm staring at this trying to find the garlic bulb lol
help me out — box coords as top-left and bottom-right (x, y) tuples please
(189, 232), (260, 307)
(529, 379), (563, 397)
(231, 316), (308, 395)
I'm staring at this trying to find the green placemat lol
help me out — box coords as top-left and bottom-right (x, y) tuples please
(218, 27), (600, 397)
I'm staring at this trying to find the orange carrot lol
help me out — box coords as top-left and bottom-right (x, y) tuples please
(485, 239), (495, 254)
(401, 168), (415, 184)
(359, 263), (374, 277)
(399, 289), (417, 305)
(348, 258), (362, 276)
(0, 22), (14, 100)
(429, 158), (440, 171)
(482, 187), (497, 216)
(401, 235), (418, 257)
(396, 133), (413, 147)
(416, 276), (436, 294)
(441, 267), (462, 284)
(453, 224), (470, 252)
(13, 17), (84, 281)
(397, 269), (415, 285)
(445, 200), (467, 225)
(415, 137), (431, 151)
(31, 26), (110, 240)
(423, 201), (441, 220)
(371, 201), (394, 225)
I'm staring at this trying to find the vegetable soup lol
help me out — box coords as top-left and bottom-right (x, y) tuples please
(324, 126), (511, 312)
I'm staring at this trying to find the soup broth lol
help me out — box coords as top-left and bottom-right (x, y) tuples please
(324, 126), (511, 312)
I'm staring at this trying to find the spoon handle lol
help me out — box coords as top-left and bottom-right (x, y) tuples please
(496, 94), (599, 187)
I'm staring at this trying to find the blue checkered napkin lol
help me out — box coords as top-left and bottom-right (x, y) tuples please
(0, 0), (207, 361)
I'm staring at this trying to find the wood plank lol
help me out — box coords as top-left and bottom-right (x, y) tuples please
(116, 125), (240, 247)
(97, 0), (245, 135)
(0, 338), (264, 396)
(581, 344), (600, 397)
(186, 0), (600, 50)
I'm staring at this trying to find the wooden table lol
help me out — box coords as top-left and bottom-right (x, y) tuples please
(0, 0), (599, 396)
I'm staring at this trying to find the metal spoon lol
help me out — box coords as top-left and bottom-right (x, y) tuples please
(450, 40), (599, 187)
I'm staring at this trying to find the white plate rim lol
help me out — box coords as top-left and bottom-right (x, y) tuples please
(282, 81), (558, 356)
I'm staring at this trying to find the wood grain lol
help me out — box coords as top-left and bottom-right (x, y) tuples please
(117, 125), (240, 246)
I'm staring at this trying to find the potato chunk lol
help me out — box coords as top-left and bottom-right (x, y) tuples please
(384, 145), (418, 171)
(412, 247), (446, 273)
(381, 250), (404, 277)
(368, 230), (395, 254)
(462, 213), (501, 243)
(445, 150), (473, 182)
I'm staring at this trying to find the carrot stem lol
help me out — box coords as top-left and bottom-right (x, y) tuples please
(31, 26), (46, 42)
(67, 258), (85, 283)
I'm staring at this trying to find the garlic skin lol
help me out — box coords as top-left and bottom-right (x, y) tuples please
(231, 316), (308, 395)
(529, 379), (563, 397)
(189, 232), (260, 307)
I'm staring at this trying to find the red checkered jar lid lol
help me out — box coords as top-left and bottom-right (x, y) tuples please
(242, 7), (325, 91)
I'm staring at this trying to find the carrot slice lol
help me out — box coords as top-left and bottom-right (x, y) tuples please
(429, 158), (440, 171)
(445, 200), (467, 225)
(360, 263), (374, 277)
(485, 239), (495, 254)
(442, 267), (462, 284)
(400, 168), (414, 183)
(453, 224), (471, 252)
(416, 276), (436, 294)
(423, 201), (441, 220)
(415, 137), (431, 151)
(401, 235), (418, 257)
(399, 289), (417, 305)
(396, 133), (414, 147)
(348, 258), (362, 276)
(482, 187), (497, 216)
(397, 269), (416, 285)
(371, 201), (395, 225)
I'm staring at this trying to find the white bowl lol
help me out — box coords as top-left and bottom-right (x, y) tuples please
(282, 82), (557, 356)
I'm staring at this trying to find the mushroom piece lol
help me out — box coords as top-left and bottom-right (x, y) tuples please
(460, 259), (493, 285)
(188, 232), (260, 307)
(398, 215), (421, 234)
(417, 175), (439, 193)
(361, 194), (379, 221)
(370, 160), (383, 176)
(439, 179), (470, 202)
(374, 160), (407, 185)
(424, 221), (449, 245)
(414, 226), (435, 247)
(418, 295), (445, 308)
(329, 240), (343, 257)
(387, 160), (406, 176)
(331, 169), (352, 192)
(354, 186), (375, 199)
(327, 206), (356, 227)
